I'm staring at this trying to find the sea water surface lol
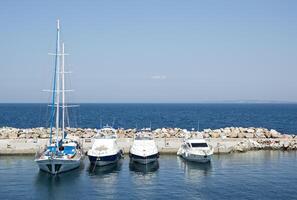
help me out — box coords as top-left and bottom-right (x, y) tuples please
(1, 103), (297, 133)
(0, 152), (296, 200)
(1, 104), (297, 199)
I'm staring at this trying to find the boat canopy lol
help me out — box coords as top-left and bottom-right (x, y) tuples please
(47, 146), (56, 152)
(63, 145), (76, 155)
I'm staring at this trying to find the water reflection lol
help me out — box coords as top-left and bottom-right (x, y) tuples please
(88, 161), (122, 176)
(35, 166), (83, 183)
(129, 161), (159, 175)
(34, 166), (83, 199)
(177, 157), (212, 182)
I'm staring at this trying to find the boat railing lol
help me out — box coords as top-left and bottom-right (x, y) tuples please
(35, 145), (47, 159)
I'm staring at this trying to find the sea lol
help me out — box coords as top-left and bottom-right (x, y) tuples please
(0, 103), (297, 200)
(0, 152), (297, 200)
(1, 103), (297, 134)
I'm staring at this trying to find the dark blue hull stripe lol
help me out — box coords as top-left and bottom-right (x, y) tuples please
(129, 153), (159, 160)
(88, 151), (122, 163)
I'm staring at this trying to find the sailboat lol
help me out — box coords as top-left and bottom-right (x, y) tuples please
(35, 20), (83, 175)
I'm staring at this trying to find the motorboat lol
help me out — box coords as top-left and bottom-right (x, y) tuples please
(177, 138), (213, 163)
(87, 126), (123, 166)
(129, 129), (159, 164)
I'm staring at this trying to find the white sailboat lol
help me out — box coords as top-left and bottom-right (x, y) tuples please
(129, 129), (159, 164)
(35, 20), (83, 175)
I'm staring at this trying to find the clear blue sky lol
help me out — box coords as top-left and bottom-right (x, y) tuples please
(0, 0), (296, 103)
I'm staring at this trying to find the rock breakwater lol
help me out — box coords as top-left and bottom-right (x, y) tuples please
(0, 127), (297, 154)
(0, 126), (295, 139)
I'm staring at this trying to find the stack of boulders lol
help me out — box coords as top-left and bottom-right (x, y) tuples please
(0, 126), (296, 140)
(200, 127), (295, 139)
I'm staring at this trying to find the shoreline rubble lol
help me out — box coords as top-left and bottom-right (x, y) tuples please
(0, 127), (297, 155)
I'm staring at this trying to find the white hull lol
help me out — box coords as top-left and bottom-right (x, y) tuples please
(129, 134), (159, 165)
(35, 157), (82, 175)
(181, 153), (211, 163)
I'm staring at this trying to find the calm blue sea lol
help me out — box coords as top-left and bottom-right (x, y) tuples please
(0, 152), (297, 200)
(0, 103), (297, 134)
(1, 104), (297, 199)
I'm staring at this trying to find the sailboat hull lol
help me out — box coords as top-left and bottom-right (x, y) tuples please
(35, 157), (82, 175)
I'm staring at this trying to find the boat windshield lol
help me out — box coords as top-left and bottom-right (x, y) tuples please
(191, 143), (208, 148)
(95, 134), (117, 139)
(135, 136), (153, 140)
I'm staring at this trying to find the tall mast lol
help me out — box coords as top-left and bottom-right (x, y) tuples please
(62, 43), (65, 140)
(55, 19), (61, 148)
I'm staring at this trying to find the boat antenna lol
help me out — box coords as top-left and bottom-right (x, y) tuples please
(197, 120), (200, 132)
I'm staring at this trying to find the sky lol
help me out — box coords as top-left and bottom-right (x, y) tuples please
(0, 0), (297, 103)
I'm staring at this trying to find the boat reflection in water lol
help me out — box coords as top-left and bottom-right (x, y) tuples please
(129, 160), (159, 175)
(34, 166), (83, 198)
(177, 156), (212, 182)
(88, 161), (122, 176)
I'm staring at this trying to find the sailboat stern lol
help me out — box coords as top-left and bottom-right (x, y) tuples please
(35, 157), (81, 175)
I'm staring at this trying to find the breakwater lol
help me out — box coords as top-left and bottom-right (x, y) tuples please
(0, 127), (297, 155)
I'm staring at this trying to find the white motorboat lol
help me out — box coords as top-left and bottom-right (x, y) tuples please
(87, 126), (123, 166)
(129, 129), (159, 164)
(35, 20), (83, 175)
(177, 138), (213, 163)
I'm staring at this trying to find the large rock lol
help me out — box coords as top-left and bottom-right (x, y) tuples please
(83, 132), (94, 138)
(281, 134), (293, 139)
(264, 131), (272, 138)
(255, 131), (265, 138)
(244, 133), (254, 138)
(8, 132), (18, 139)
(247, 128), (255, 133)
(210, 132), (220, 138)
(18, 134), (26, 139)
(238, 132), (245, 138)
(203, 129), (212, 133)
(270, 129), (281, 138)
(0, 132), (8, 139)
(222, 128), (231, 134)
(40, 133), (49, 139)
(228, 131), (238, 138)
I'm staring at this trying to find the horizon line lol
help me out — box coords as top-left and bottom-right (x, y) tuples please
(0, 101), (297, 104)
